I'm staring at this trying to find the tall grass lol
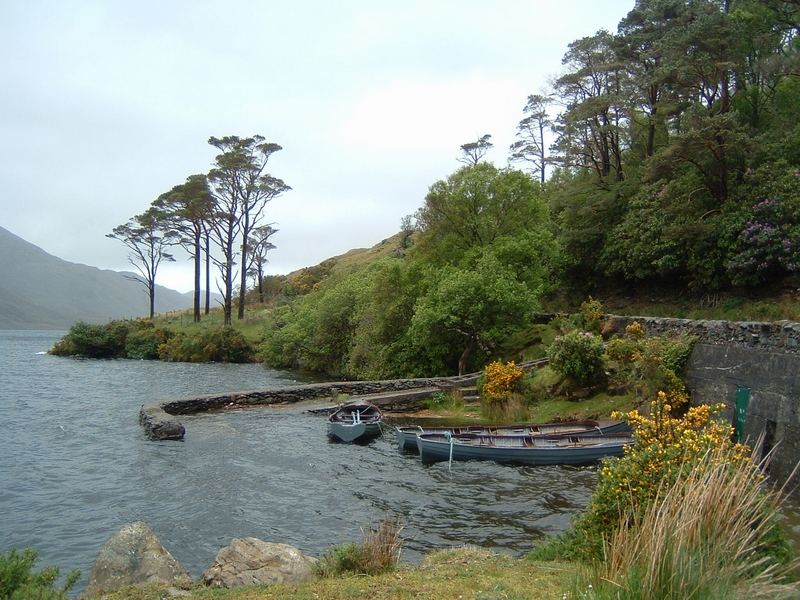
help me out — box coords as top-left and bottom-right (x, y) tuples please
(480, 393), (530, 422)
(585, 445), (798, 599)
(361, 514), (404, 573)
(316, 515), (403, 577)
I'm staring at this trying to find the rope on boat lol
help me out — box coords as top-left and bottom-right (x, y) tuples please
(445, 431), (454, 473)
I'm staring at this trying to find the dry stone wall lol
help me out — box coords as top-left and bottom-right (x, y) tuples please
(140, 377), (462, 441)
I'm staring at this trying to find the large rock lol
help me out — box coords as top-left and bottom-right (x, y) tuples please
(202, 538), (317, 589)
(84, 522), (192, 597)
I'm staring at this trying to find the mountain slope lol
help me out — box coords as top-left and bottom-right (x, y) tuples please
(0, 225), (198, 329)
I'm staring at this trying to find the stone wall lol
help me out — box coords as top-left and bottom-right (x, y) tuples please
(685, 343), (800, 493)
(140, 376), (475, 441)
(602, 314), (800, 353)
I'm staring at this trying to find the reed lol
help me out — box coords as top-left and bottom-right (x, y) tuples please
(361, 514), (404, 573)
(587, 444), (798, 599)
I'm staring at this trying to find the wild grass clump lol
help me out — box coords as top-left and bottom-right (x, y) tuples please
(0, 547), (80, 599)
(422, 390), (465, 412)
(583, 445), (799, 599)
(316, 515), (403, 578)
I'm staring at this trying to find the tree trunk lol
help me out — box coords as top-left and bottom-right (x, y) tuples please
(238, 230), (248, 320)
(257, 265), (265, 304)
(458, 337), (476, 376)
(204, 231), (210, 316)
(193, 233), (201, 323)
(149, 280), (155, 319)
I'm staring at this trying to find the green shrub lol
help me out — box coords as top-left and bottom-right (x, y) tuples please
(124, 325), (172, 359)
(605, 333), (696, 399)
(546, 330), (605, 386)
(0, 547), (79, 600)
(159, 327), (254, 363)
(572, 297), (604, 333)
(50, 321), (130, 358)
(315, 543), (367, 578)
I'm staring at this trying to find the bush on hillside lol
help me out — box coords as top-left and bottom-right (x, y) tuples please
(605, 328), (696, 399)
(547, 330), (605, 387)
(124, 323), (173, 359)
(158, 327), (253, 363)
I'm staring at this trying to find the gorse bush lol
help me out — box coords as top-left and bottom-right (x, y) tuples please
(480, 360), (524, 402)
(0, 547), (79, 600)
(585, 445), (799, 599)
(574, 296), (603, 333)
(533, 391), (769, 564)
(479, 360), (529, 421)
(547, 330), (605, 387)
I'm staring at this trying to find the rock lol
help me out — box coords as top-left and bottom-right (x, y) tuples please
(83, 521), (192, 598)
(202, 538), (317, 589)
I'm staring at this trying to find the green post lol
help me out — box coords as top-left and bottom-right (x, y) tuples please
(734, 386), (751, 443)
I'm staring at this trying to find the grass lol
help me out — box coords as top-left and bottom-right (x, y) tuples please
(316, 516), (404, 578)
(101, 547), (576, 600)
(155, 304), (269, 344)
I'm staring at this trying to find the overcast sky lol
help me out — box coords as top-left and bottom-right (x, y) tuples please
(1, 0), (634, 292)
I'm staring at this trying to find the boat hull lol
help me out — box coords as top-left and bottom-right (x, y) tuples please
(327, 401), (384, 443)
(328, 421), (382, 443)
(397, 420), (629, 452)
(417, 433), (632, 466)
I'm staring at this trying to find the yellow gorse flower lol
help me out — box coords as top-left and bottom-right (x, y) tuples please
(482, 360), (524, 402)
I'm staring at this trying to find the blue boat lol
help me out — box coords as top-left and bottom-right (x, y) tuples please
(327, 401), (384, 443)
(416, 431), (633, 466)
(396, 419), (629, 452)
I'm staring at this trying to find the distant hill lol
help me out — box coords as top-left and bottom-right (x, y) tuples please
(0, 225), (205, 329)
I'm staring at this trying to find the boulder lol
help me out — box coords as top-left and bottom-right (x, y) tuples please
(84, 521), (192, 598)
(202, 538), (317, 589)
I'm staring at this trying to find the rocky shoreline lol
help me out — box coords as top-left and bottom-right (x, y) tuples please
(83, 521), (317, 598)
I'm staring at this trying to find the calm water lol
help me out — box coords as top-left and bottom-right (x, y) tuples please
(0, 330), (600, 594)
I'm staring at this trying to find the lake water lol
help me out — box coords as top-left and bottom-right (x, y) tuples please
(1, 330), (600, 594)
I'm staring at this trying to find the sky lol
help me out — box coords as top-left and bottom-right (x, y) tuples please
(1, 0), (635, 293)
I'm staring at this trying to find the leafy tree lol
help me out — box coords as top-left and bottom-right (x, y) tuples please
(107, 206), (175, 318)
(247, 224), (278, 304)
(552, 30), (628, 182)
(457, 133), (493, 165)
(409, 254), (540, 375)
(509, 93), (552, 183)
(154, 174), (214, 322)
(206, 135), (290, 325)
(414, 163), (549, 264)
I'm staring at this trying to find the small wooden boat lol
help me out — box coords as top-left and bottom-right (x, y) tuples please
(396, 419), (629, 452)
(327, 401), (384, 442)
(416, 431), (634, 466)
